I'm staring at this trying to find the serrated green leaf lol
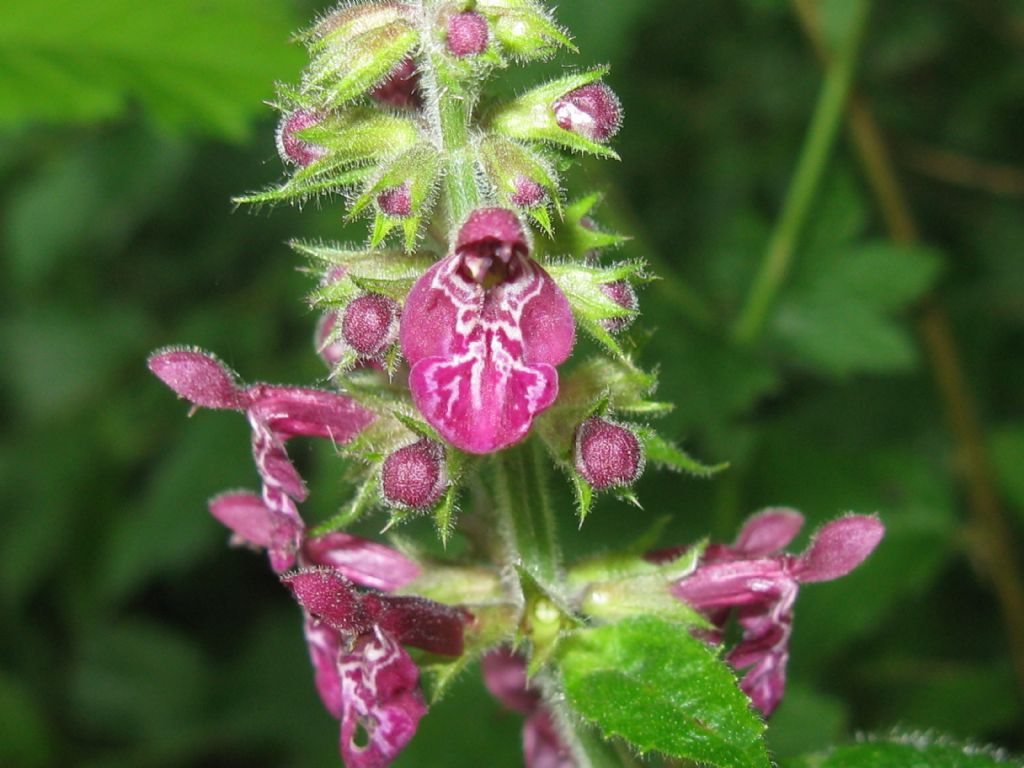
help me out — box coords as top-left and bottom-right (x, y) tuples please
(0, 0), (303, 138)
(558, 616), (770, 767)
(789, 733), (1022, 768)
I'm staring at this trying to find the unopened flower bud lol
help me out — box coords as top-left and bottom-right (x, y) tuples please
(447, 11), (489, 57)
(381, 440), (448, 510)
(276, 109), (327, 167)
(553, 83), (621, 142)
(341, 294), (400, 358)
(377, 183), (413, 217)
(371, 57), (422, 109)
(599, 280), (638, 333)
(574, 417), (644, 490)
(510, 176), (546, 208)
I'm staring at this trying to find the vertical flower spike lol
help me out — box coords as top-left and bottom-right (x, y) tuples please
(400, 209), (575, 453)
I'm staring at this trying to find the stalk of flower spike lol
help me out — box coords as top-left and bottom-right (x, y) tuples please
(654, 509), (885, 716)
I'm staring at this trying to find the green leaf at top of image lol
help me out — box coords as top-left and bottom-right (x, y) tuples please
(0, 0), (303, 139)
(788, 733), (1023, 768)
(558, 616), (770, 768)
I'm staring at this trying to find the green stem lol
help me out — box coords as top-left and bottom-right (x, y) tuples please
(732, 0), (872, 344)
(417, 1), (482, 229)
(491, 439), (563, 588)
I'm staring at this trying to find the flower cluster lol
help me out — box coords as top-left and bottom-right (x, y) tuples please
(148, 1), (889, 766)
(653, 509), (885, 716)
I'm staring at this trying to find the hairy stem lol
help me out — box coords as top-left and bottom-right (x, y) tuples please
(792, 0), (1024, 699)
(492, 438), (563, 589)
(417, 0), (482, 228)
(733, 0), (872, 344)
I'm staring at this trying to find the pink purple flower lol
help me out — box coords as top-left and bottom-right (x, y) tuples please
(149, 347), (375, 569)
(284, 567), (470, 767)
(400, 208), (575, 454)
(656, 509), (885, 716)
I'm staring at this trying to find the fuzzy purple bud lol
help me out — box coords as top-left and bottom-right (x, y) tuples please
(371, 57), (422, 109)
(381, 440), (448, 510)
(574, 417), (644, 490)
(276, 109), (328, 167)
(553, 83), (622, 142)
(511, 176), (546, 208)
(598, 280), (638, 333)
(284, 569), (374, 635)
(447, 11), (489, 57)
(148, 347), (243, 410)
(284, 568), (469, 656)
(377, 184), (413, 217)
(342, 294), (401, 359)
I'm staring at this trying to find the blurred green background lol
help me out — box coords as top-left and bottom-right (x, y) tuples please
(2, 0), (1023, 765)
